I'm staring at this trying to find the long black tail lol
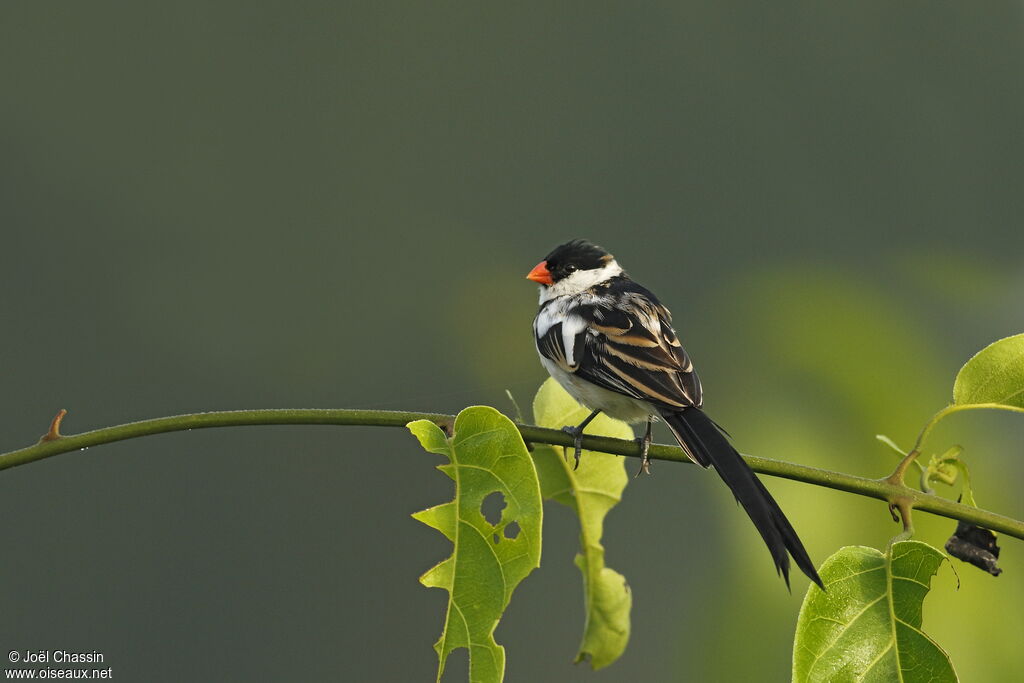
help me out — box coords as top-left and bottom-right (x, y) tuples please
(659, 407), (823, 589)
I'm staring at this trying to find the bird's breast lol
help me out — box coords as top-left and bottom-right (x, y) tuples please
(539, 356), (656, 424)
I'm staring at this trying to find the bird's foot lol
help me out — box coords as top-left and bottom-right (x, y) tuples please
(560, 425), (585, 470)
(634, 435), (652, 477)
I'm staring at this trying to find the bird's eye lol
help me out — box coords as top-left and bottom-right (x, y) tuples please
(565, 264), (578, 273)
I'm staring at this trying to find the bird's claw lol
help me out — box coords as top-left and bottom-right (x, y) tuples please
(561, 425), (584, 470)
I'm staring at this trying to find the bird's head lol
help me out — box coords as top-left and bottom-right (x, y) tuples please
(526, 239), (623, 299)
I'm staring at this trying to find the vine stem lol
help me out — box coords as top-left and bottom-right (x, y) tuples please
(894, 402), (1024, 481)
(916, 404), (1024, 452)
(2, 407), (1023, 541)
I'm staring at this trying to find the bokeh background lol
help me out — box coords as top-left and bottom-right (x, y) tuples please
(2, 3), (1023, 681)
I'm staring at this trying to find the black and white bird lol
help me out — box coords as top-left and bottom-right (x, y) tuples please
(526, 239), (822, 588)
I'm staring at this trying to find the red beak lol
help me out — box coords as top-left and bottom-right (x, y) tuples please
(526, 261), (554, 285)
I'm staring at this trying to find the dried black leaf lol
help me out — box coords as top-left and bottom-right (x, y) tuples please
(945, 521), (1002, 576)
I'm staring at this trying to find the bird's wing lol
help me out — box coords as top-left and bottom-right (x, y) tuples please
(536, 281), (703, 409)
(535, 316), (587, 373)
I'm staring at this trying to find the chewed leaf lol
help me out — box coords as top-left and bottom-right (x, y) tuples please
(531, 378), (633, 670)
(945, 521), (1002, 576)
(792, 541), (956, 683)
(953, 333), (1024, 408)
(408, 407), (543, 683)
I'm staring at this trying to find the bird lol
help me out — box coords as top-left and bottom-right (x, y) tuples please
(526, 238), (823, 588)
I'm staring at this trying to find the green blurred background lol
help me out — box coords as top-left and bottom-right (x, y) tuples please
(2, 3), (1022, 681)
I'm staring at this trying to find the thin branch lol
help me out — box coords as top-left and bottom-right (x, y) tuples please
(2, 408), (1022, 541)
(885, 400), (1024, 491)
(913, 402), (1024, 454)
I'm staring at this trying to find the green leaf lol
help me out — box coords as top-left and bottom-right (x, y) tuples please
(923, 445), (962, 487)
(953, 332), (1024, 408)
(530, 378), (633, 670)
(792, 541), (956, 683)
(408, 406), (543, 683)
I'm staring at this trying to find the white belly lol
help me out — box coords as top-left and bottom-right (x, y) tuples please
(540, 356), (656, 424)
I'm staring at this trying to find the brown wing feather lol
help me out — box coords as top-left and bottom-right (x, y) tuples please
(576, 290), (703, 409)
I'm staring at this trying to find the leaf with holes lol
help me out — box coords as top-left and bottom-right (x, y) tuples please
(531, 378), (633, 670)
(792, 541), (956, 683)
(953, 333), (1024, 409)
(408, 406), (543, 683)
